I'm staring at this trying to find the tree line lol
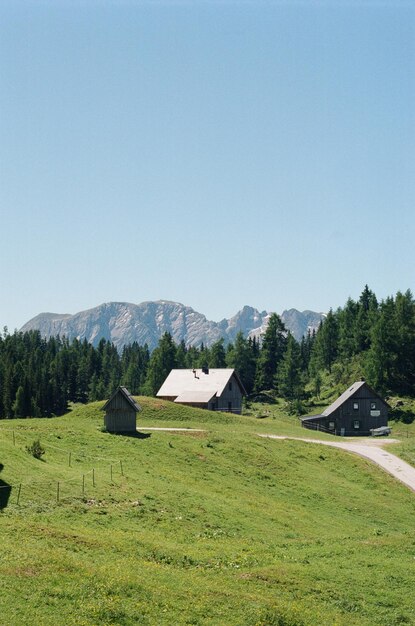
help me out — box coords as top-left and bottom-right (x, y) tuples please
(1, 286), (415, 419)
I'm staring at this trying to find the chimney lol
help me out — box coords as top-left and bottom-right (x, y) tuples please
(193, 369), (199, 379)
(202, 366), (209, 375)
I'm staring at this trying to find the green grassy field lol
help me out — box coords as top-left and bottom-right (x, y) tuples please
(1, 399), (415, 626)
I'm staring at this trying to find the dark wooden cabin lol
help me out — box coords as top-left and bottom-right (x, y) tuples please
(301, 380), (389, 436)
(102, 386), (141, 433)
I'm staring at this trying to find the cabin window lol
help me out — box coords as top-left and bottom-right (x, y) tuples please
(228, 401), (232, 412)
(353, 420), (360, 429)
(353, 402), (359, 411)
(229, 382), (233, 391)
(371, 402), (376, 410)
(328, 421), (335, 430)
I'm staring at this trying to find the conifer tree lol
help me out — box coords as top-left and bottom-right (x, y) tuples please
(13, 383), (31, 418)
(208, 338), (226, 368)
(185, 345), (200, 369)
(175, 340), (188, 368)
(355, 285), (378, 352)
(254, 313), (287, 392)
(337, 297), (359, 359)
(393, 290), (415, 394)
(276, 333), (303, 401)
(143, 332), (177, 396)
(365, 297), (396, 394)
(310, 309), (338, 373)
(226, 332), (257, 394)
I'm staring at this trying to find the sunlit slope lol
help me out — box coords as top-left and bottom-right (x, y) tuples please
(0, 399), (414, 626)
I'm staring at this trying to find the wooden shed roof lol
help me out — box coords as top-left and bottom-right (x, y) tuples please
(102, 386), (141, 412)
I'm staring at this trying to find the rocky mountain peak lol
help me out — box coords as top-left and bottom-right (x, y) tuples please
(21, 300), (324, 351)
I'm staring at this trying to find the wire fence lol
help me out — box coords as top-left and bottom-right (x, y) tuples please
(0, 427), (127, 506)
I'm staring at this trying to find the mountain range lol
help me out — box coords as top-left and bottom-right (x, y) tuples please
(20, 301), (325, 351)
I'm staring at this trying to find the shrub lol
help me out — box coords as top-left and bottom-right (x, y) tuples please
(26, 439), (45, 460)
(287, 399), (306, 416)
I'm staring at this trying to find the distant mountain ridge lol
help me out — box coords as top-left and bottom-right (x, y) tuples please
(21, 301), (324, 351)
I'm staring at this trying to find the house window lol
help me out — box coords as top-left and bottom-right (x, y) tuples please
(354, 420), (360, 429)
(353, 402), (359, 411)
(328, 421), (335, 430)
(371, 402), (376, 410)
(229, 382), (233, 391)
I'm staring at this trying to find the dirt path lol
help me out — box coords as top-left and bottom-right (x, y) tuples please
(259, 434), (415, 493)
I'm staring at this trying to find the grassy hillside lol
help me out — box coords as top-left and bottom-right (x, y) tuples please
(1, 399), (415, 626)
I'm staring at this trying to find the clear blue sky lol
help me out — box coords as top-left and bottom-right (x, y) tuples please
(1, 1), (414, 331)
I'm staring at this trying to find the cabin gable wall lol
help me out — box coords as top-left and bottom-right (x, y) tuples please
(104, 410), (136, 433)
(105, 394), (132, 412)
(104, 391), (137, 432)
(216, 376), (243, 413)
(330, 387), (388, 434)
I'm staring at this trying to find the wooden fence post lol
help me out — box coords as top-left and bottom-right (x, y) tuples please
(57, 482), (60, 503)
(16, 483), (21, 505)
(120, 460), (124, 476)
(92, 468), (95, 487)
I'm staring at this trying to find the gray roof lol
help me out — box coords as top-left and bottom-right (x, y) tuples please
(301, 414), (324, 422)
(174, 389), (217, 404)
(302, 380), (387, 422)
(157, 368), (246, 402)
(321, 380), (367, 417)
(102, 386), (141, 412)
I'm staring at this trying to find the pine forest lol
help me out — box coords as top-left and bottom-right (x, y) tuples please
(1, 286), (415, 420)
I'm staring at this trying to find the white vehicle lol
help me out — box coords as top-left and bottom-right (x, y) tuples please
(370, 426), (392, 437)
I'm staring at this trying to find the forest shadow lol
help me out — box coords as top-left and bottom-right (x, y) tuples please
(0, 463), (12, 510)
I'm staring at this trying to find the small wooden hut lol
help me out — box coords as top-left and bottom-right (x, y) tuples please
(102, 386), (141, 433)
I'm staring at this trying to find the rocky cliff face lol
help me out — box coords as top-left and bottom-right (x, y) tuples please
(21, 301), (324, 351)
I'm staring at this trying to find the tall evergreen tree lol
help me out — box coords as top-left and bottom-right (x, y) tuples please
(143, 332), (177, 396)
(365, 297), (396, 394)
(310, 309), (338, 373)
(276, 333), (303, 401)
(355, 285), (378, 353)
(175, 340), (188, 369)
(337, 298), (359, 359)
(226, 332), (257, 394)
(254, 313), (287, 392)
(208, 338), (226, 368)
(393, 290), (415, 394)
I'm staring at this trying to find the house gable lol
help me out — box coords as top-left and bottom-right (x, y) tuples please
(302, 381), (388, 436)
(157, 368), (246, 413)
(322, 381), (388, 417)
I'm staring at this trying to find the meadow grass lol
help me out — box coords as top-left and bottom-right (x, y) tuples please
(1, 399), (415, 625)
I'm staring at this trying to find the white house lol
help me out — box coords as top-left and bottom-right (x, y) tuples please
(156, 368), (246, 413)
